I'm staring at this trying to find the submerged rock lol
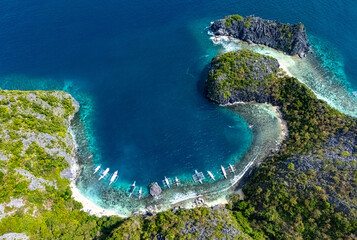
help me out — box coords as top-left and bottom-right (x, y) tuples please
(210, 14), (310, 57)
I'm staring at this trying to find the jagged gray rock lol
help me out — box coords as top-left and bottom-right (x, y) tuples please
(210, 15), (310, 57)
(149, 182), (162, 197)
(0, 233), (29, 240)
(15, 169), (56, 191)
(0, 198), (25, 221)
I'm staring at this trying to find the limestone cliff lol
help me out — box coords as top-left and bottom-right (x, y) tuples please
(210, 15), (310, 57)
(206, 49), (280, 105)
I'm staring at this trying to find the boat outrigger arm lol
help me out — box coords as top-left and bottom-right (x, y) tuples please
(93, 165), (101, 174)
(109, 171), (118, 185)
(195, 170), (203, 184)
(221, 165), (227, 179)
(229, 164), (235, 174)
(129, 181), (136, 197)
(98, 168), (109, 181)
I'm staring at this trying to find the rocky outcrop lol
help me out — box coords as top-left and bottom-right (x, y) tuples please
(149, 182), (162, 197)
(0, 198), (25, 221)
(0, 233), (29, 240)
(280, 131), (357, 216)
(210, 15), (310, 57)
(206, 49), (280, 105)
(15, 169), (57, 191)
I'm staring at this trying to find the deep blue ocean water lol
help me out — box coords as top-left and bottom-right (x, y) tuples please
(0, 0), (356, 189)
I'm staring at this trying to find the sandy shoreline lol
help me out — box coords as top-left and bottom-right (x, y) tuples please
(67, 36), (290, 218)
(68, 102), (288, 218)
(140, 102), (288, 215)
(68, 117), (126, 218)
(70, 182), (126, 218)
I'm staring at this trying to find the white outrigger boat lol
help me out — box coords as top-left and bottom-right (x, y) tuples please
(229, 164), (235, 174)
(138, 187), (142, 199)
(175, 177), (180, 186)
(221, 165), (227, 179)
(93, 165), (101, 174)
(207, 171), (215, 181)
(109, 171), (118, 185)
(98, 168), (109, 181)
(164, 176), (171, 188)
(129, 181), (136, 197)
(194, 170), (204, 184)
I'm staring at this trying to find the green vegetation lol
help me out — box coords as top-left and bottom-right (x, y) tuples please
(207, 50), (278, 100)
(206, 50), (357, 239)
(340, 151), (351, 157)
(107, 207), (252, 240)
(224, 14), (252, 28)
(0, 90), (122, 239)
(225, 14), (244, 27)
(0, 90), (253, 239)
(244, 21), (251, 28)
(297, 22), (304, 31)
(1, 49), (356, 239)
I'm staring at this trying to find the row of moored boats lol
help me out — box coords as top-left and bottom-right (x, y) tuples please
(93, 163), (237, 198)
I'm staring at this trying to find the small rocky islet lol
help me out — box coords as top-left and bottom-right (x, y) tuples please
(210, 14), (310, 57)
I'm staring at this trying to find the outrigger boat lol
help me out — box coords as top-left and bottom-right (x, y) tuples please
(229, 164), (235, 174)
(138, 187), (142, 199)
(109, 171), (118, 185)
(221, 165), (227, 179)
(194, 170), (204, 184)
(164, 176), (171, 188)
(129, 181), (136, 197)
(98, 168), (109, 181)
(93, 165), (101, 174)
(207, 171), (215, 181)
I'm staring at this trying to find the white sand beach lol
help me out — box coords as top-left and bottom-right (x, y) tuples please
(70, 182), (126, 218)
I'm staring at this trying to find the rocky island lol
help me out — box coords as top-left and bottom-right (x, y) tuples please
(210, 14), (310, 57)
(206, 49), (357, 239)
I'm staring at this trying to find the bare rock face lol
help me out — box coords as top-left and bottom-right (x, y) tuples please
(0, 233), (29, 240)
(210, 15), (310, 57)
(149, 182), (162, 197)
